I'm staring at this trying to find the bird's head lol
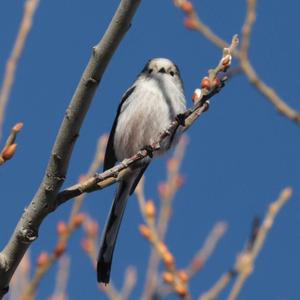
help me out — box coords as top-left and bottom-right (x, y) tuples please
(141, 58), (184, 91)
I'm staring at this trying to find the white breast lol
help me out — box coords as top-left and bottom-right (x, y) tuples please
(114, 75), (186, 160)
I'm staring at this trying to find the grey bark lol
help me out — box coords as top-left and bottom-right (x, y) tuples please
(0, 0), (141, 297)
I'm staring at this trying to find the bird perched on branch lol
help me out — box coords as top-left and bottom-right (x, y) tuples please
(97, 58), (187, 283)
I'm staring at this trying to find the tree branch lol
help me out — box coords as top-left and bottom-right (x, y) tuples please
(0, 0), (141, 297)
(174, 0), (300, 124)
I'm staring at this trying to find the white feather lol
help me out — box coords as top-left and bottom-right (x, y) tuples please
(114, 72), (186, 160)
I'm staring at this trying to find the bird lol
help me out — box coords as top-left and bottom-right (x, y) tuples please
(97, 58), (187, 284)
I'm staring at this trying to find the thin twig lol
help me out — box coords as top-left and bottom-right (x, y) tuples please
(0, 0), (39, 140)
(199, 188), (292, 300)
(200, 271), (235, 300)
(155, 221), (227, 299)
(49, 255), (70, 300)
(174, 0), (300, 123)
(240, 0), (256, 58)
(228, 187), (292, 300)
(186, 222), (227, 278)
(121, 267), (137, 300)
(136, 176), (191, 300)
(141, 135), (188, 300)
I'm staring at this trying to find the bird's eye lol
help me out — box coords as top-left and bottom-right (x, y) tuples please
(148, 69), (153, 74)
(169, 71), (175, 77)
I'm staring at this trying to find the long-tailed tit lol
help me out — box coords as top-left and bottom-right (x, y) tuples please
(97, 58), (187, 283)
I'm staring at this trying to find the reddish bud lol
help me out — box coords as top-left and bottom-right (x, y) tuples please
(183, 17), (197, 29)
(72, 213), (86, 228)
(181, 1), (193, 13)
(13, 122), (23, 132)
(192, 257), (204, 270)
(174, 283), (188, 297)
(2, 144), (17, 161)
(163, 251), (175, 268)
(79, 175), (88, 183)
(57, 221), (68, 236)
(81, 238), (94, 253)
(174, 174), (184, 188)
(145, 200), (156, 219)
(85, 220), (99, 237)
(54, 242), (66, 257)
(178, 270), (189, 282)
(213, 78), (221, 87)
(37, 251), (49, 267)
(282, 186), (293, 199)
(201, 77), (211, 90)
(158, 182), (169, 199)
(162, 272), (174, 284)
(167, 158), (178, 173)
(158, 242), (168, 255)
(222, 57), (230, 66)
(139, 224), (151, 239)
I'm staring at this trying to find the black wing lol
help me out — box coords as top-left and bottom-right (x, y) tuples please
(103, 86), (136, 171)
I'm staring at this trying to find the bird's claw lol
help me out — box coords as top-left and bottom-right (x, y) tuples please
(142, 145), (154, 158)
(176, 113), (186, 126)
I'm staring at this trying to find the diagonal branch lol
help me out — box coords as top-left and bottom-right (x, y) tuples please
(199, 187), (292, 300)
(0, 0), (141, 297)
(174, 0), (300, 123)
(228, 187), (292, 300)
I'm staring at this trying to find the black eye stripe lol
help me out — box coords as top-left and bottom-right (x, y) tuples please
(169, 71), (175, 76)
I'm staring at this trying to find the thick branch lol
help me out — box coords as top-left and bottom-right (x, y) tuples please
(0, 0), (140, 297)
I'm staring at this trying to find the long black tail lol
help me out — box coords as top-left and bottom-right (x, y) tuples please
(97, 179), (131, 283)
(97, 163), (149, 284)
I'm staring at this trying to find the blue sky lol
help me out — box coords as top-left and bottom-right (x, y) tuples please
(1, 1), (300, 299)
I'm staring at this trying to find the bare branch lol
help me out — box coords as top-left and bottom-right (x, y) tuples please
(0, 1), (141, 296)
(48, 255), (70, 300)
(199, 188), (292, 300)
(200, 271), (235, 300)
(228, 187), (292, 300)
(136, 176), (191, 300)
(121, 267), (137, 300)
(0, 0), (39, 140)
(140, 135), (188, 300)
(186, 222), (227, 278)
(240, 0), (256, 58)
(174, 0), (300, 123)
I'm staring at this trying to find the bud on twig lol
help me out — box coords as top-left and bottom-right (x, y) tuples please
(145, 200), (156, 219)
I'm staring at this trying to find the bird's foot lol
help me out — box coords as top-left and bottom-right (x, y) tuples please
(175, 113), (186, 126)
(142, 145), (154, 158)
